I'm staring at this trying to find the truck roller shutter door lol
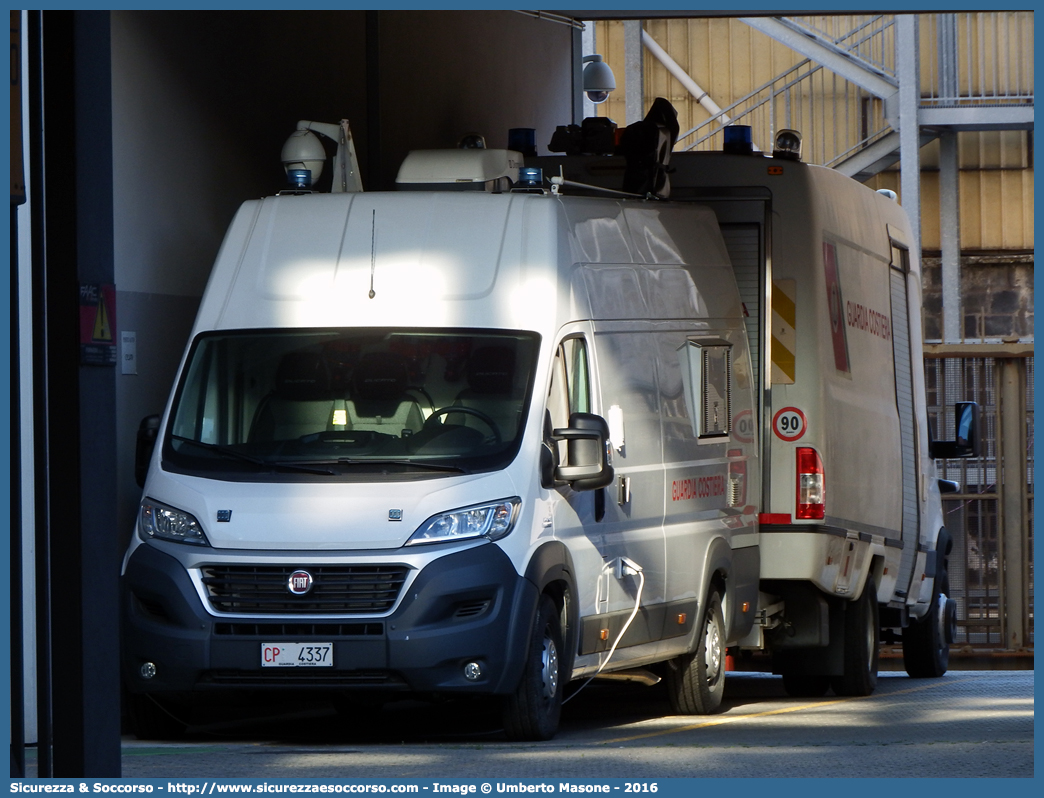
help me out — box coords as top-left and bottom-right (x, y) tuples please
(721, 224), (762, 406)
(890, 254), (920, 598)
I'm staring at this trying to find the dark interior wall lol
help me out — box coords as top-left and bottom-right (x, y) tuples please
(110, 10), (368, 543)
(111, 10), (369, 297)
(378, 11), (575, 188)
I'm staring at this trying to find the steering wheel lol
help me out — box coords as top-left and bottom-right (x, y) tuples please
(424, 406), (502, 445)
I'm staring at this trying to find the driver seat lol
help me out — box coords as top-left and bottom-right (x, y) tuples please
(449, 346), (519, 439)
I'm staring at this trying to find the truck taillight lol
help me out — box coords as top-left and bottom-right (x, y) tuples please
(727, 448), (746, 507)
(796, 447), (824, 520)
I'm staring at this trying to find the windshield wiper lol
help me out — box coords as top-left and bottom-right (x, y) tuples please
(296, 458), (470, 474)
(362, 459), (469, 474)
(171, 436), (335, 475)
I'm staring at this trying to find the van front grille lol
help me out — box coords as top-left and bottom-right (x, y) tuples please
(199, 669), (406, 688)
(200, 564), (409, 615)
(213, 622), (384, 637)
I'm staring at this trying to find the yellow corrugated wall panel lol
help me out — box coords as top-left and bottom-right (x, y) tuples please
(594, 17), (1031, 252)
(594, 19), (627, 125)
(873, 169), (1034, 252)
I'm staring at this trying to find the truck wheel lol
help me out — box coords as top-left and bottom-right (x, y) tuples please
(902, 565), (954, 678)
(128, 692), (187, 740)
(503, 594), (564, 741)
(781, 673), (831, 697)
(830, 579), (879, 697)
(666, 589), (725, 715)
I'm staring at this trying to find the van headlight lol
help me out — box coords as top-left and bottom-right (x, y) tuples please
(139, 498), (209, 546)
(406, 498), (521, 546)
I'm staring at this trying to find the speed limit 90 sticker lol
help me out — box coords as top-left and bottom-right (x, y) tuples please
(772, 406), (807, 441)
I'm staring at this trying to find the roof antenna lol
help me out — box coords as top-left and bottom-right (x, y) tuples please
(368, 209), (376, 299)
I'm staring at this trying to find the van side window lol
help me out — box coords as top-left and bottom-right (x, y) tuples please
(547, 337), (591, 456)
(565, 337), (590, 415)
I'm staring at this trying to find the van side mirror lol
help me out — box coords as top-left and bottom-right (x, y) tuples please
(552, 412), (614, 491)
(135, 414), (161, 488)
(930, 401), (981, 459)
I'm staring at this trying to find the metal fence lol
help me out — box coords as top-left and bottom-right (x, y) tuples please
(924, 354), (1034, 650)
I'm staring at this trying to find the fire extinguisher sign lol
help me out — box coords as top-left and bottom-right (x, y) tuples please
(772, 406), (807, 441)
(80, 283), (117, 366)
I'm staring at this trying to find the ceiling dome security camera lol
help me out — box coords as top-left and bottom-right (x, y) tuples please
(582, 54), (616, 104)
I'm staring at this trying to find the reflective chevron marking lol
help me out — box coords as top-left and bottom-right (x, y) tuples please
(771, 278), (796, 384)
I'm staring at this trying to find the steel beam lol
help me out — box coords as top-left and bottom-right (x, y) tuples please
(939, 132), (961, 343)
(919, 105), (1035, 131)
(834, 130), (940, 182)
(896, 15), (922, 265)
(923, 342), (1033, 359)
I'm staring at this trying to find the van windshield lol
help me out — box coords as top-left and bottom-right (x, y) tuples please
(163, 328), (539, 479)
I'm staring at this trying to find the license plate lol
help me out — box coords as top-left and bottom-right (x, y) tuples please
(261, 642), (333, 667)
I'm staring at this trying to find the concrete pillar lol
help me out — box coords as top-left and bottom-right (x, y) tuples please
(624, 20), (644, 124)
(581, 22), (596, 121)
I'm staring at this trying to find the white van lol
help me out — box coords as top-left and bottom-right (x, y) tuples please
(123, 143), (760, 740)
(124, 108), (976, 740)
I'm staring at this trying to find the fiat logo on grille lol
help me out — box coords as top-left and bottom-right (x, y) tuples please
(287, 570), (314, 595)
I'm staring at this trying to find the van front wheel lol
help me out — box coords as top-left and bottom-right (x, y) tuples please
(128, 692), (188, 740)
(903, 531), (954, 678)
(503, 594), (564, 741)
(666, 589), (725, 715)
(831, 579), (879, 696)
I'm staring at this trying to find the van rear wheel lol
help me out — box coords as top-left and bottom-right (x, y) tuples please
(503, 594), (564, 741)
(666, 589), (725, 715)
(830, 579), (879, 697)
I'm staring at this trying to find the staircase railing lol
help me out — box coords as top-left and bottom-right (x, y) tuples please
(677, 15), (895, 167)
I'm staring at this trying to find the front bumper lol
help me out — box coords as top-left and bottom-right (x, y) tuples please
(122, 540), (536, 696)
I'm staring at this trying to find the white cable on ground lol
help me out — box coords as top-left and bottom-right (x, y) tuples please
(563, 564), (645, 705)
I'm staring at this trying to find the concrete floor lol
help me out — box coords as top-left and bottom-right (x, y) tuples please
(20, 670), (1033, 779)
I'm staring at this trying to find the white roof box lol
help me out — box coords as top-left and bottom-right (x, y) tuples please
(396, 149), (524, 185)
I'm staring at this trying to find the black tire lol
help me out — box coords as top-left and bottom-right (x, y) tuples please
(781, 673), (832, 697)
(503, 594), (564, 741)
(830, 579), (879, 697)
(332, 694), (386, 721)
(902, 546), (953, 678)
(666, 589), (726, 715)
(128, 692), (188, 740)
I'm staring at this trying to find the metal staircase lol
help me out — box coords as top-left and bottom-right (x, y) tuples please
(674, 13), (1033, 181)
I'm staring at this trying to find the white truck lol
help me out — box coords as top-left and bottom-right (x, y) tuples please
(123, 104), (978, 740)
